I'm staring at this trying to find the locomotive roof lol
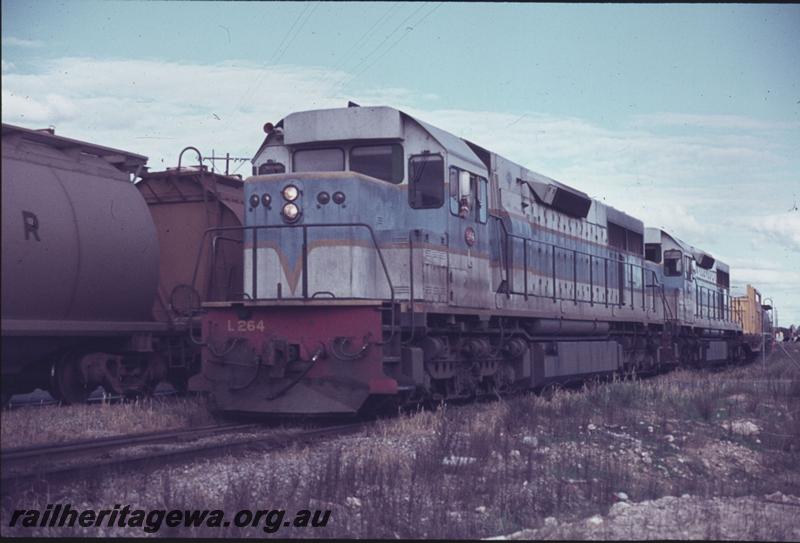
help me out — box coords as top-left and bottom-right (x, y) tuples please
(645, 227), (726, 271)
(1, 123), (148, 175)
(408, 115), (486, 172)
(606, 204), (644, 234)
(256, 105), (486, 172)
(142, 166), (244, 188)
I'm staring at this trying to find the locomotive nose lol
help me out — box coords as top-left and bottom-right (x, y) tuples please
(242, 173), (394, 301)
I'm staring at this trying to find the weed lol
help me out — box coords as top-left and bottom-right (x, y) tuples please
(1, 396), (216, 448)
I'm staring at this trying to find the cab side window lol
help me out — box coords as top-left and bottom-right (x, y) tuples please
(685, 256), (694, 280)
(449, 166), (487, 223)
(664, 250), (683, 277)
(409, 154), (444, 209)
(449, 168), (461, 215)
(476, 177), (488, 224)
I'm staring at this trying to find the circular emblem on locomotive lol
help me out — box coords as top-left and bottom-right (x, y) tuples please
(465, 227), (476, 246)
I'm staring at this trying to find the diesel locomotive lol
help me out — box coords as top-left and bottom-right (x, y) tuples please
(188, 104), (772, 415)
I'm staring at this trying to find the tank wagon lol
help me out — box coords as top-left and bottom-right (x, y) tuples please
(1, 124), (244, 403)
(191, 104), (758, 415)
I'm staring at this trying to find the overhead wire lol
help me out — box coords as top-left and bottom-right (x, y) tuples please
(325, 2), (430, 98)
(330, 2), (401, 76)
(348, 2), (442, 83)
(327, 2), (442, 100)
(270, 4), (312, 64)
(273, 2), (320, 64)
(229, 3), (316, 120)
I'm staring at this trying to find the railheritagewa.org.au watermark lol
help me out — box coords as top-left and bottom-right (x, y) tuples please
(8, 503), (331, 534)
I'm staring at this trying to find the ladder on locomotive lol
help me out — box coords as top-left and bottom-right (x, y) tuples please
(655, 277), (680, 335)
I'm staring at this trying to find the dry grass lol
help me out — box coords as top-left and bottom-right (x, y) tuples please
(286, 348), (797, 538)
(0, 396), (216, 449)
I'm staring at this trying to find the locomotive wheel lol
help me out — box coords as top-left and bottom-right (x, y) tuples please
(50, 354), (90, 404)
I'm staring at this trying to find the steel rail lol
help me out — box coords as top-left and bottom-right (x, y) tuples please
(1, 421), (367, 490)
(1, 422), (258, 460)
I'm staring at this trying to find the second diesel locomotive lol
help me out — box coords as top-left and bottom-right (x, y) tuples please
(190, 104), (768, 415)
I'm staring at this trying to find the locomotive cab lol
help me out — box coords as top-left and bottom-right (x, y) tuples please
(647, 227), (724, 321)
(242, 105), (490, 303)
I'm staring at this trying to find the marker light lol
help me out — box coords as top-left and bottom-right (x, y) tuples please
(317, 191), (330, 205)
(282, 185), (299, 201)
(249, 194), (260, 208)
(332, 191), (346, 204)
(282, 202), (300, 222)
(262, 193), (271, 207)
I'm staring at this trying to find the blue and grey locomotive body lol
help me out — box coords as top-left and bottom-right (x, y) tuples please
(194, 105), (748, 415)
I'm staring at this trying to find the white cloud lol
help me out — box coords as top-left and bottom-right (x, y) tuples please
(1, 59), (15, 72)
(629, 112), (800, 132)
(743, 212), (800, 253)
(732, 267), (800, 288)
(1, 91), (80, 123)
(2, 36), (44, 48)
(401, 108), (794, 195)
(1, 57), (352, 166)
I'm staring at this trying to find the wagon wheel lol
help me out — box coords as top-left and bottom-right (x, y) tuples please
(50, 352), (90, 404)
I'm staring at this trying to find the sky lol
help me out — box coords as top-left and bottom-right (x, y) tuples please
(2, 1), (799, 325)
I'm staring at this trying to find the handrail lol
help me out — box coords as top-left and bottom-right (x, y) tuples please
(191, 221), (399, 345)
(190, 222), (395, 306)
(177, 146), (203, 170)
(694, 283), (732, 323)
(492, 214), (658, 308)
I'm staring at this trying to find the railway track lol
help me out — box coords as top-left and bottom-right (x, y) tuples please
(0, 420), (367, 491)
(5, 387), (179, 410)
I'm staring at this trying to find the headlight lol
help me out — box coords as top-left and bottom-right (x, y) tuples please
(332, 191), (346, 204)
(282, 185), (299, 201)
(282, 202), (300, 222)
(261, 193), (271, 207)
(249, 194), (260, 208)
